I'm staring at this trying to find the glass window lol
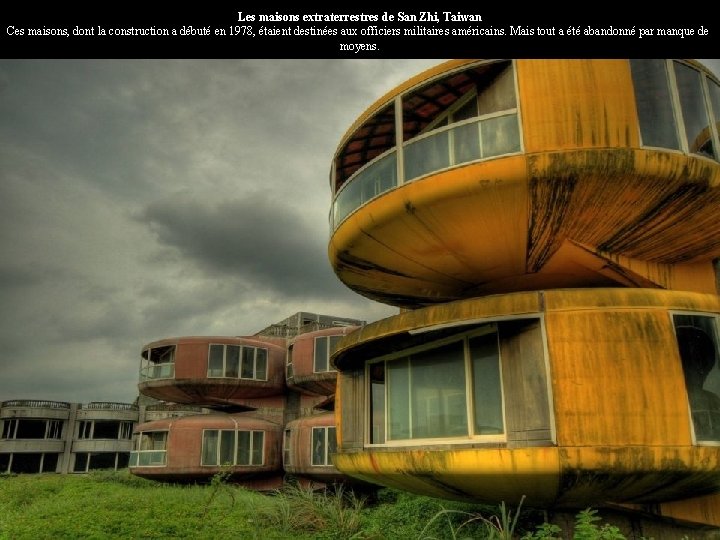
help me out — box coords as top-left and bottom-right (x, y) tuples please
(283, 429), (291, 465)
(674, 314), (720, 443)
(674, 62), (716, 159)
(470, 333), (504, 435)
(369, 364), (386, 444)
(314, 335), (342, 373)
(251, 431), (264, 465)
(241, 348), (255, 378)
(208, 345), (225, 377)
(219, 431), (235, 466)
(141, 345), (176, 380)
(203, 429), (264, 466)
(202, 430), (219, 466)
(370, 325), (505, 444)
(630, 59), (680, 150)
(226, 345), (240, 378)
(208, 344), (268, 380)
(131, 431), (167, 467)
(401, 61), (520, 183)
(311, 426), (336, 466)
(481, 115), (521, 157)
(708, 79), (720, 133)
(404, 131), (450, 180)
(315, 336), (329, 372)
(256, 349), (268, 380)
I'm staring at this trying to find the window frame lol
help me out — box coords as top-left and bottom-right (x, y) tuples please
(311, 426), (337, 467)
(631, 59), (720, 162)
(670, 310), (720, 446)
(129, 430), (168, 467)
(207, 343), (269, 381)
(200, 429), (265, 467)
(365, 323), (506, 447)
(314, 335), (342, 373)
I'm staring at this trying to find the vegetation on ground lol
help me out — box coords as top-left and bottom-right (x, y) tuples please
(0, 471), (639, 539)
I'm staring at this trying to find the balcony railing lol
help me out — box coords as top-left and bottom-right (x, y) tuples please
(332, 112), (520, 229)
(129, 450), (167, 467)
(139, 363), (175, 381)
(1, 400), (70, 409)
(82, 402), (138, 411)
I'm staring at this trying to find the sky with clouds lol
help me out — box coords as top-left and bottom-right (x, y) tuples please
(1, 59), (719, 404)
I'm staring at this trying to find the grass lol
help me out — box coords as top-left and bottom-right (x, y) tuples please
(0, 471), (631, 539)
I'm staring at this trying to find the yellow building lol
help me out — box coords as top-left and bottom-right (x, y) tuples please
(328, 60), (720, 532)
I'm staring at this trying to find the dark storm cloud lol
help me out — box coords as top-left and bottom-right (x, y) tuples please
(139, 191), (348, 300)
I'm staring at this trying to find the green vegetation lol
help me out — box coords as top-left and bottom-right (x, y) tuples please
(0, 471), (633, 539)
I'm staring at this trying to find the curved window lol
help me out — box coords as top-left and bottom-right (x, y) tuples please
(201, 429), (264, 466)
(673, 313), (720, 443)
(331, 61), (521, 230)
(311, 426), (337, 466)
(208, 344), (268, 380)
(140, 345), (175, 381)
(314, 335), (342, 373)
(631, 60), (720, 161)
(129, 431), (167, 467)
(368, 325), (504, 444)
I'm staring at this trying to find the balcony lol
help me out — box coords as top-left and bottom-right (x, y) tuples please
(333, 111), (520, 229)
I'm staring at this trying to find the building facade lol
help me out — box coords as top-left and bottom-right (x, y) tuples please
(0, 399), (203, 474)
(327, 59), (720, 534)
(128, 312), (366, 489)
(1, 313), (365, 486)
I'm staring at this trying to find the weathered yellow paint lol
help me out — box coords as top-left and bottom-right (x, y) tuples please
(333, 290), (720, 506)
(333, 444), (720, 507)
(516, 59), (639, 153)
(334, 290), (541, 367)
(333, 447), (561, 505)
(330, 59), (720, 308)
(330, 146), (720, 307)
(546, 309), (691, 446)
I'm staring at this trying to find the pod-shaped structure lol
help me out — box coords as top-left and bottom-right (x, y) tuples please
(329, 59), (720, 308)
(283, 411), (347, 486)
(129, 412), (283, 488)
(286, 326), (360, 396)
(333, 289), (720, 508)
(138, 336), (286, 406)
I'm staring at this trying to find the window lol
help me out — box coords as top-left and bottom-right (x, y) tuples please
(403, 61), (520, 181)
(2, 419), (63, 440)
(73, 452), (125, 473)
(368, 325), (504, 444)
(332, 61), (522, 230)
(129, 431), (168, 467)
(312, 426), (337, 466)
(2, 419), (17, 439)
(140, 345), (176, 380)
(283, 429), (291, 466)
(208, 344), (268, 380)
(673, 314), (720, 443)
(630, 59), (719, 161)
(78, 420), (133, 440)
(201, 430), (264, 466)
(314, 335), (342, 373)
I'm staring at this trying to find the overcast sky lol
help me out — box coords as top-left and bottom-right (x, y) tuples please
(1, 59), (719, 405)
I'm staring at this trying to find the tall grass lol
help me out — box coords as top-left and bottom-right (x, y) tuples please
(0, 472), (640, 539)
